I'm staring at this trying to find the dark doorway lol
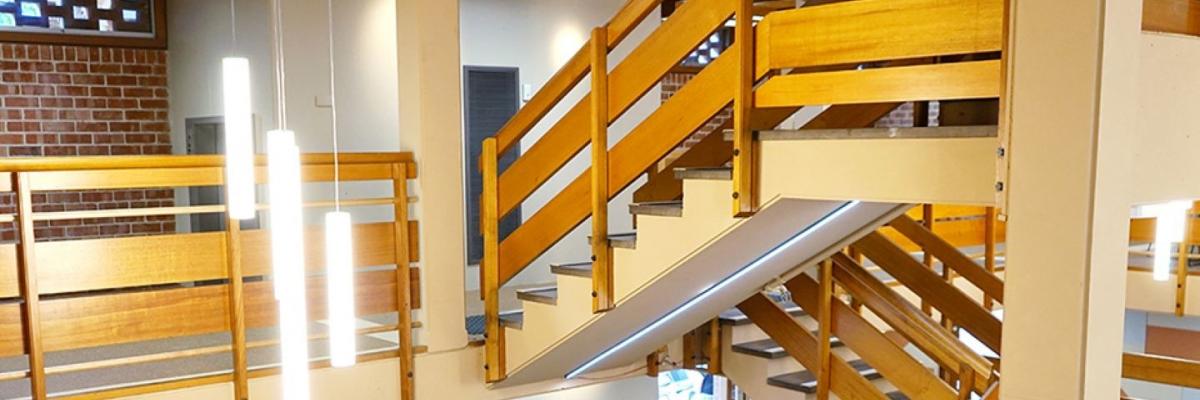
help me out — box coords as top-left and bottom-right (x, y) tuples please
(464, 66), (522, 265)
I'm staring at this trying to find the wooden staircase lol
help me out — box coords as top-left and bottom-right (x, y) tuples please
(478, 0), (1007, 393)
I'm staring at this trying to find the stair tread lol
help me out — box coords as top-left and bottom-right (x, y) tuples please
(629, 201), (683, 217)
(719, 301), (806, 326)
(766, 359), (882, 393)
(515, 287), (558, 305)
(887, 391), (909, 400)
(673, 167), (732, 181)
(499, 310), (524, 330)
(549, 261), (593, 278)
(731, 335), (843, 359)
(589, 232), (637, 249)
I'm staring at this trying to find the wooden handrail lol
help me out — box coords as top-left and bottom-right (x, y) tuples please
(1123, 352), (1200, 388)
(890, 214), (1006, 304)
(0, 153), (414, 172)
(490, 0), (663, 155)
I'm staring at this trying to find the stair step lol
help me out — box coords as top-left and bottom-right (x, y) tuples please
(590, 232), (637, 249)
(719, 301), (807, 326)
(515, 287), (558, 305)
(549, 261), (592, 278)
(887, 391), (910, 400)
(721, 125), (998, 141)
(499, 310), (524, 330)
(766, 359), (882, 393)
(673, 167), (732, 181)
(731, 336), (843, 359)
(629, 201), (683, 217)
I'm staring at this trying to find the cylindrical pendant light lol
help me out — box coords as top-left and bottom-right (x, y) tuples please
(323, 0), (357, 368)
(269, 130), (311, 400)
(222, 0), (255, 220)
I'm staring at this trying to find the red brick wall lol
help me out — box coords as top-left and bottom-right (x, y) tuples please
(659, 71), (732, 167)
(0, 43), (174, 241)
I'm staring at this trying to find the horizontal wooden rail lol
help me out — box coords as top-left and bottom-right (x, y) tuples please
(755, 60), (1003, 108)
(889, 214), (1006, 303)
(491, 0), (662, 155)
(1123, 352), (1200, 388)
(0, 153), (413, 172)
(495, 0), (734, 220)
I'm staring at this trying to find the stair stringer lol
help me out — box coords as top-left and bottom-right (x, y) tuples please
(493, 197), (911, 387)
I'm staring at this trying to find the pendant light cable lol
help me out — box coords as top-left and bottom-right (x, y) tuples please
(228, 0), (237, 52)
(270, 0), (288, 130)
(325, 0), (340, 210)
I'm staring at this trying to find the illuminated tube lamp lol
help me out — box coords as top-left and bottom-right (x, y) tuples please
(268, 130), (311, 400)
(1152, 201), (1191, 282)
(565, 201), (860, 379)
(325, 211), (357, 367)
(222, 57), (256, 220)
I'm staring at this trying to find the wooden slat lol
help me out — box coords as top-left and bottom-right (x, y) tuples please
(26, 163), (397, 191)
(1179, 203), (1199, 316)
(13, 173), (47, 399)
(758, 0), (1002, 71)
(737, 293), (888, 400)
(1143, 0), (1200, 36)
(223, 213), (248, 400)
(241, 222), (403, 276)
(903, 205), (989, 221)
(788, 272), (958, 400)
(1123, 352), (1200, 388)
(854, 231), (1003, 353)
(890, 214), (1005, 303)
(815, 260), (833, 400)
(591, 27), (615, 313)
(494, 0), (735, 219)
(831, 253), (993, 392)
(392, 163), (415, 400)
(984, 207), (998, 310)
(496, 41), (739, 285)
(881, 217), (1009, 252)
(756, 60), (1002, 108)
(1128, 216), (1200, 244)
(0, 270), (400, 356)
(0, 153), (413, 172)
(732, 0), (757, 217)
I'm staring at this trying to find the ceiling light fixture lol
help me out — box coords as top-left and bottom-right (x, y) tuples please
(222, 0), (254, 220)
(323, 0), (357, 368)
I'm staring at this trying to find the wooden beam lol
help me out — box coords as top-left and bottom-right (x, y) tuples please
(1142, 0), (1200, 37)
(756, 60), (1002, 108)
(481, 139), (505, 383)
(732, 0), (757, 217)
(13, 173), (46, 399)
(853, 232), (1003, 353)
(1123, 352), (1200, 388)
(737, 293), (889, 399)
(591, 27), (615, 313)
(392, 163), (415, 400)
(890, 214), (1005, 304)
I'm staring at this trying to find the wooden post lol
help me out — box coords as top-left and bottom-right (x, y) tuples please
(1177, 202), (1198, 317)
(392, 163), (415, 398)
(481, 139), (505, 383)
(921, 204), (934, 315)
(816, 259), (833, 400)
(957, 363), (976, 400)
(223, 206), (249, 400)
(682, 330), (697, 369)
(731, 0), (756, 217)
(13, 172), (46, 399)
(590, 29), (614, 313)
(646, 350), (660, 377)
(983, 207), (998, 310)
(849, 248), (864, 312)
(707, 319), (722, 375)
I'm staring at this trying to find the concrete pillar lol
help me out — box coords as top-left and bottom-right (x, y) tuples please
(1000, 0), (1142, 399)
(395, 0), (468, 352)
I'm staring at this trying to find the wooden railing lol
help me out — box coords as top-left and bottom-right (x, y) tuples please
(0, 153), (420, 399)
(1123, 352), (1200, 389)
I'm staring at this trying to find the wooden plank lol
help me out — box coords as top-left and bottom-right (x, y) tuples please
(481, 138), (504, 383)
(13, 173), (46, 399)
(0, 153), (413, 172)
(0, 270), (400, 356)
(494, 0), (735, 219)
(1128, 216), (1200, 244)
(591, 27), (615, 314)
(903, 205), (989, 222)
(756, 60), (1003, 108)
(853, 231), (1003, 353)
(27, 163), (396, 191)
(732, 0), (757, 217)
(737, 293), (888, 400)
(880, 218), (1009, 252)
(1143, 0), (1200, 36)
(223, 213), (249, 400)
(759, 0), (1002, 71)
(889, 214), (1005, 303)
(392, 163), (415, 400)
(1123, 352), (1200, 388)
(497, 41), (739, 285)
(831, 253), (993, 392)
(788, 272), (958, 400)
(816, 260), (833, 400)
(241, 222), (401, 276)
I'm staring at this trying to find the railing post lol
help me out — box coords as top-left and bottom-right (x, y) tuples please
(1177, 202), (1198, 317)
(590, 28), (614, 313)
(731, 0), (756, 217)
(921, 204), (934, 315)
(13, 172), (46, 399)
(481, 138), (505, 383)
(222, 186), (249, 400)
(706, 318), (722, 375)
(816, 258), (833, 400)
(392, 163), (415, 399)
(983, 206), (997, 310)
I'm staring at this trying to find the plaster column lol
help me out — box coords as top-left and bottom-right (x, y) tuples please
(1000, 0), (1142, 399)
(396, 0), (468, 352)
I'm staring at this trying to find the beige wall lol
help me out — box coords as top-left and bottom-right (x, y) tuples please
(1131, 33), (1200, 205)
